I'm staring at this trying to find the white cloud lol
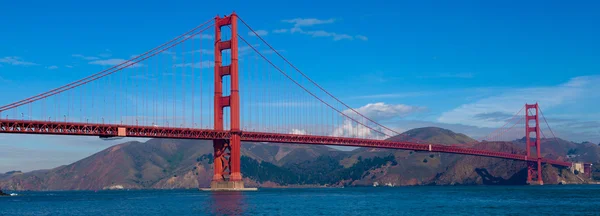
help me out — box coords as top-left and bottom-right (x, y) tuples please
(237, 44), (261, 57)
(418, 72), (474, 79)
(129, 74), (154, 80)
(290, 129), (307, 135)
(162, 49), (213, 57)
(282, 18), (335, 27)
(65, 65), (74, 68)
(89, 58), (143, 68)
(173, 60), (214, 69)
(98, 53), (112, 58)
(438, 76), (600, 128)
(332, 119), (369, 137)
(327, 102), (426, 140)
(290, 27), (303, 33)
(89, 58), (126, 66)
(249, 30), (268, 37)
(273, 29), (288, 33)
(192, 34), (214, 40)
(306, 30), (331, 37)
(284, 28), (365, 41)
(0, 56), (38, 66)
(303, 30), (353, 41)
(161, 50), (176, 55)
(46, 65), (58, 70)
(333, 34), (353, 41)
(291, 28), (354, 41)
(355, 35), (368, 41)
(185, 49), (213, 55)
(343, 102), (425, 122)
(276, 18), (367, 42)
(72, 54), (100, 61)
(239, 44), (259, 52)
(331, 119), (382, 139)
(260, 49), (285, 55)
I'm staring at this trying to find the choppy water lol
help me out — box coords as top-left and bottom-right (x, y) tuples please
(1, 185), (599, 215)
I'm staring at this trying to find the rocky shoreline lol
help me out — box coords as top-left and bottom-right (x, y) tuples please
(0, 190), (9, 196)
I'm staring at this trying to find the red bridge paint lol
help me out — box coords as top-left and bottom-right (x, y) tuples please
(525, 103), (543, 184)
(212, 14), (242, 184)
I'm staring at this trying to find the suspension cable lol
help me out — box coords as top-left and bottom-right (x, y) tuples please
(0, 18), (215, 112)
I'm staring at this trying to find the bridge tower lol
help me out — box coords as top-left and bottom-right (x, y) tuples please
(211, 13), (245, 190)
(525, 103), (543, 185)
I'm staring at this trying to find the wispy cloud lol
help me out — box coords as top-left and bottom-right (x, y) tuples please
(185, 49), (213, 55)
(275, 18), (367, 41)
(249, 30), (269, 37)
(355, 35), (368, 41)
(438, 75), (600, 128)
(46, 65), (58, 70)
(72, 54), (100, 61)
(331, 119), (377, 138)
(260, 49), (285, 55)
(65, 65), (74, 68)
(290, 129), (307, 135)
(343, 102), (426, 122)
(418, 72), (475, 79)
(89, 58), (143, 68)
(561, 120), (600, 130)
(302, 30), (353, 41)
(162, 51), (176, 55)
(173, 60), (214, 69)
(282, 18), (336, 27)
(129, 74), (155, 80)
(192, 34), (214, 40)
(288, 28), (363, 41)
(156, 49), (213, 58)
(98, 49), (112, 58)
(353, 87), (506, 100)
(473, 111), (514, 122)
(0, 56), (38, 66)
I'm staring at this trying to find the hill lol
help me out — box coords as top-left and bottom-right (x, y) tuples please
(0, 127), (597, 190)
(512, 137), (600, 162)
(388, 127), (476, 144)
(0, 139), (343, 190)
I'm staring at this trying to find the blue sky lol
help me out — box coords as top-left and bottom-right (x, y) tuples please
(1, 0), (599, 172)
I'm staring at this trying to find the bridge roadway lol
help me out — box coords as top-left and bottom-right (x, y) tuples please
(0, 119), (573, 167)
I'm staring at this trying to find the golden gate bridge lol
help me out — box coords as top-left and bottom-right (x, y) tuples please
(0, 13), (592, 190)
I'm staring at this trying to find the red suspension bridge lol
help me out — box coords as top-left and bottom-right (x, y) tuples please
(0, 13), (592, 189)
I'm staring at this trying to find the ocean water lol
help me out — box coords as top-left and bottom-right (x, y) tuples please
(1, 185), (599, 215)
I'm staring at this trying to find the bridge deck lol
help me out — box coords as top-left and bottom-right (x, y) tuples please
(0, 119), (573, 167)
